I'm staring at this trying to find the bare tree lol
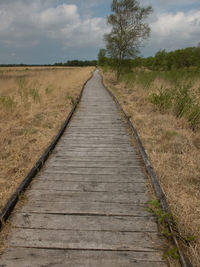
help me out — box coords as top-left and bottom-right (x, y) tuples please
(104, 0), (152, 79)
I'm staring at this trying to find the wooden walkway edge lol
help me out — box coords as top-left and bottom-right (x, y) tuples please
(0, 70), (168, 266)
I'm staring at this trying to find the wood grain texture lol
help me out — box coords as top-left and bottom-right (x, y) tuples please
(0, 248), (167, 267)
(0, 70), (168, 266)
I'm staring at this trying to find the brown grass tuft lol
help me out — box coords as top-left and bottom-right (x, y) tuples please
(0, 66), (94, 210)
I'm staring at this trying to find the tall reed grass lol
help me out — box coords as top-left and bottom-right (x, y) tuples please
(120, 68), (200, 130)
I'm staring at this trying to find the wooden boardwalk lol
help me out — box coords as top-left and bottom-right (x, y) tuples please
(0, 70), (168, 266)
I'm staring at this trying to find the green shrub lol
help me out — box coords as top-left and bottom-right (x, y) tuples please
(149, 87), (173, 111)
(120, 72), (136, 86)
(187, 104), (200, 130)
(120, 70), (156, 89)
(136, 71), (156, 89)
(101, 64), (111, 73)
(173, 83), (192, 118)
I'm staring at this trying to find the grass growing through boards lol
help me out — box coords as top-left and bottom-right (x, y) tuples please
(0, 66), (94, 212)
(101, 67), (200, 266)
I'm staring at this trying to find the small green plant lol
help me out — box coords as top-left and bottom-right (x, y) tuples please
(28, 81), (41, 103)
(149, 87), (173, 111)
(45, 85), (54, 95)
(184, 235), (196, 245)
(187, 104), (200, 130)
(147, 200), (172, 231)
(101, 64), (111, 73)
(161, 228), (172, 237)
(120, 71), (136, 86)
(15, 127), (38, 136)
(42, 122), (53, 129)
(147, 200), (180, 261)
(164, 130), (178, 140)
(137, 71), (156, 89)
(17, 77), (29, 103)
(29, 88), (40, 103)
(65, 92), (76, 106)
(0, 95), (16, 109)
(173, 83), (192, 118)
(163, 246), (179, 260)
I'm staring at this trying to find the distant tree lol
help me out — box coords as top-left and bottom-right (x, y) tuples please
(142, 56), (154, 69)
(54, 60), (97, 67)
(98, 49), (107, 66)
(154, 49), (167, 70)
(104, 0), (153, 79)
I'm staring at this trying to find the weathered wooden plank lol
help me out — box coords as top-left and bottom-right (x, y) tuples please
(52, 151), (139, 157)
(66, 132), (128, 136)
(62, 133), (130, 137)
(26, 190), (150, 204)
(54, 146), (136, 152)
(62, 137), (131, 142)
(70, 120), (122, 124)
(68, 127), (126, 131)
(41, 167), (143, 176)
(31, 180), (147, 192)
(69, 124), (126, 128)
(70, 120), (125, 124)
(56, 145), (135, 150)
(66, 130), (128, 134)
(65, 131), (128, 135)
(9, 229), (165, 252)
(36, 172), (146, 182)
(50, 156), (141, 163)
(0, 248), (168, 267)
(62, 134), (130, 138)
(21, 201), (149, 216)
(60, 141), (132, 146)
(48, 161), (142, 168)
(47, 158), (141, 164)
(13, 214), (157, 232)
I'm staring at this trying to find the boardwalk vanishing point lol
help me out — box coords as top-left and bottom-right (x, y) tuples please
(0, 70), (168, 266)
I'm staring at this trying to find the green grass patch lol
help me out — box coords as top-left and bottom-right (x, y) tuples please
(149, 87), (173, 111)
(65, 92), (76, 106)
(0, 96), (16, 109)
(187, 104), (200, 130)
(120, 70), (156, 89)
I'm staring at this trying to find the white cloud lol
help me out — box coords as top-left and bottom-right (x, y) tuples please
(0, 9), (13, 33)
(146, 10), (200, 54)
(36, 4), (79, 29)
(32, 3), (109, 48)
(0, 0), (200, 62)
(62, 17), (109, 48)
(0, 1), (108, 50)
(142, 0), (199, 9)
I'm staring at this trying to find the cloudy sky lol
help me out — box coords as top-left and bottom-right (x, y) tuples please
(0, 0), (199, 64)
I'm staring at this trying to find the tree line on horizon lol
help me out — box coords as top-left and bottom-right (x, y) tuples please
(54, 60), (97, 67)
(0, 60), (97, 67)
(98, 45), (200, 71)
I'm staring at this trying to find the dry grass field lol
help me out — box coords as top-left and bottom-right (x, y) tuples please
(0, 66), (94, 210)
(101, 69), (200, 266)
